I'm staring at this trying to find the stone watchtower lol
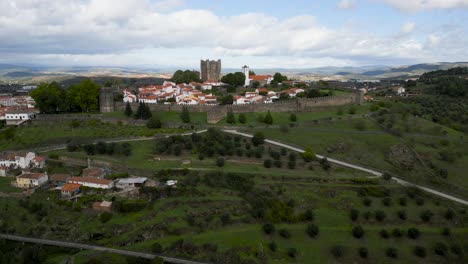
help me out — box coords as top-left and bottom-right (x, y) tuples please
(99, 87), (115, 113)
(200, 59), (221, 81)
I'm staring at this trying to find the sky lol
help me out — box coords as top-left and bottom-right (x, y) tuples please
(0, 0), (467, 69)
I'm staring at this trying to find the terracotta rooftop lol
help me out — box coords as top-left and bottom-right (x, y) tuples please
(50, 174), (71, 182)
(61, 183), (81, 192)
(18, 173), (46, 179)
(82, 167), (105, 178)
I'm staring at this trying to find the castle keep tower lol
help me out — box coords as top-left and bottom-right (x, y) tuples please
(99, 87), (115, 113)
(200, 59), (221, 81)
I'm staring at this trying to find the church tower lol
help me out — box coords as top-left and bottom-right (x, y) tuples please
(242, 65), (250, 87)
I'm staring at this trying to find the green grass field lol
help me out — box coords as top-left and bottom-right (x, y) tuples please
(0, 177), (19, 193)
(0, 120), (185, 150)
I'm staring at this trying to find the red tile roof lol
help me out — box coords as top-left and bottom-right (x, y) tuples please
(61, 183), (81, 192)
(18, 173), (46, 180)
(250, 75), (272, 81)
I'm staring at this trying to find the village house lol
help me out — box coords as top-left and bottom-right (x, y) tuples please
(16, 172), (48, 189)
(283, 88), (305, 97)
(123, 89), (137, 103)
(49, 174), (71, 186)
(0, 152), (45, 169)
(116, 177), (148, 189)
(68, 177), (114, 189)
(0, 166), (7, 177)
(5, 109), (36, 125)
(60, 183), (81, 198)
(82, 167), (107, 178)
(92, 201), (113, 212)
(393, 86), (406, 96)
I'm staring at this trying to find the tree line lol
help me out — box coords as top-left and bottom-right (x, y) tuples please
(30, 80), (100, 113)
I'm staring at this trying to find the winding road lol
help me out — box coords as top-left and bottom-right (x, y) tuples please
(221, 130), (468, 206)
(35, 128), (468, 206)
(0, 234), (208, 264)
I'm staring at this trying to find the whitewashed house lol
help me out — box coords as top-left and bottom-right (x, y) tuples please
(68, 177), (114, 189)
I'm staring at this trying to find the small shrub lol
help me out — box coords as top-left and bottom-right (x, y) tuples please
(386, 248), (398, 259)
(287, 248), (298, 258)
(352, 226), (364, 239)
(363, 211), (372, 220)
(414, 246), (426, 258)
(450, 245), (463, 256)
(444, 209), (455, 220)
(442, 227), (451, 237)
(306, 224), (319, 238)
(331, 245), (344, 258)
(382, 172), (392, 180)
(416, 197), (425, 206)
(290, 113), (297, 122)
(420, 210), (433, 222)
(263, 223), (275, 234)
(375, 210), (386, 222)
(263, 159), (272, 168)
(434, 242), (448, 256)
(216, 157), (225, 167)
(380, 229), (389, 239)
(99, 212), (112, 223)
(398, 210), (407, 220)
(279, 228), (291, 239)
(350, 209), (359, 221)
(399, 197), (407, 206)
(151, 242), (163, 253)
(359, 247), (368, 259)
(304, 209), (314, 221)
(407, 228), (420, 239)
(363, 198), (372, 207)
(268, 242), (277, 252)
(382, 197), (392, 207)
(392, 228), (403, 238)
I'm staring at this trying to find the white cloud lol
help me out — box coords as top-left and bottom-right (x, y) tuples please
(428, 34), (441, 45)
(401, 22), (416, 34)
(337, 0), (357, 9)
(381, 0), (468, 12)
(154, 0), (185, 11)
(0, 0), (465, 67)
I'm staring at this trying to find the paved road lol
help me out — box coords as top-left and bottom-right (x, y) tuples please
(0, 234), (208, 264)
(222, 130), (468, 206)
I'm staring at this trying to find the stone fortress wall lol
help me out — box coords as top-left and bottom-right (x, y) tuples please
(108, 92), (363, 123)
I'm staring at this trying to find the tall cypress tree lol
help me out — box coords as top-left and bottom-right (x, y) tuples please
(226, 109), (236, 124)
(181, 106), (191, 123)
(263, 110), (273, 125)
(124, 102), (133, 117)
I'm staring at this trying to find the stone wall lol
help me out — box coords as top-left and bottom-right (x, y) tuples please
(113, 92), (362, 123)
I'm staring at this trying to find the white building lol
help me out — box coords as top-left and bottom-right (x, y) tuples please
(0, 152), (45, 169)
(16, 172), (48, 189)
(68, 177), (114, 189)
(116, 177), (148, 189)
(123, 89), (137, 103)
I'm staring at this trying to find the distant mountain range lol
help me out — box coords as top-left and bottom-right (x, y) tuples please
(1, 62), (467, 84)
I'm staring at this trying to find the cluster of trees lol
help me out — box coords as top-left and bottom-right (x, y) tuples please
(133, 102), (152, 120)
(154, 129), (268, 163)
(31, 80), (100, 113)
(67, 141), (132, 156)
(221, 72), (246, 87)
(226, 111), (246, 124)
(171, 70), (201, 84)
